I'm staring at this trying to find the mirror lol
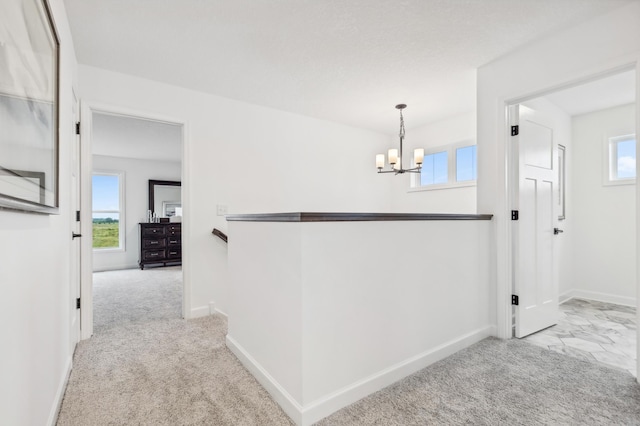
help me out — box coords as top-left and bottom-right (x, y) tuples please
(149, 180), (181, 217)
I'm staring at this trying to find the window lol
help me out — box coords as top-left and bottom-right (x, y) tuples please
(92, 172), (124, 250)
(414, 142), (477, 189)
(605, 135), (636, 185)
(456, 145), (477, 182)
(420, 151), (448, 186)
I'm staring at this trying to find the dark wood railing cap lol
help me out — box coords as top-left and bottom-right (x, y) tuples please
(225, 212), (493, 222)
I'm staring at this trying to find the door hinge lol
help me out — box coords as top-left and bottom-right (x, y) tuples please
(76, 298), (81, 309)
(75, 122), (80, 135)
(511, 125), (519, 136)
(511, 210), (519, 220)
(76, 210), (80, 222)
(512, 295), (519, 306)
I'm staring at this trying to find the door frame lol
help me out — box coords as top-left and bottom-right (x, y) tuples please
(79, 101), (189, 340)
(498, 62), (639, 379)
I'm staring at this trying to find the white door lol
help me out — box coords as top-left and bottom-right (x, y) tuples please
(70, 91), (82, 348)
(513, 105), (559, 338)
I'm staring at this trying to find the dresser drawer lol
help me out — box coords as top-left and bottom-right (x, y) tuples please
(143, 225), (166, 236)
(143, 249), (166, 261)
(167, 235), (181, 246)
(142, 238), (166, 249)
(166, 248), (181, 259)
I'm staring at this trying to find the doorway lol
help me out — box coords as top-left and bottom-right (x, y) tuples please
(509, 69), (637, 374)
(79, 104), (187, 339)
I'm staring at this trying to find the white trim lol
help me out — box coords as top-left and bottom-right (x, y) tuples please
(496, 61), (639, 340)
(226, 335), (304, 425)
(47, 355), (72, 426)
(214, 307), (228, 318)
(560, 289), (636, 307)
(411, 139), (477, 189)
(603, 133), (636, 186)
(190, 305), (211, 318)
(227, 326), (493, 426)
(407, 181), (476, 192)
(80, 100), (188, 337)
(91, 170), (126, 251)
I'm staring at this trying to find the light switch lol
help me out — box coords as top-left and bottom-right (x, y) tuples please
(216, 205), (228, 216)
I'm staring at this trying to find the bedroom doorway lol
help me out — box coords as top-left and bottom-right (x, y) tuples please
(79, 104), (187, 339)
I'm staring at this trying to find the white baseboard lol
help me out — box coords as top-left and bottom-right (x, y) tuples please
(214, 307), (228, 318)
(227, 326), (493, 426)
(561, 289), (636, 307)
(226, 335), (304, 425)
(190, 305), (210, 318)
(47, 355), (72, 426)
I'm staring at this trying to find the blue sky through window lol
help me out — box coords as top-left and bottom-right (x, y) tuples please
(92, 175), (119, 211)
(616, 138), (636, 179)
(420, 151), (448, 185)
(456, 145), (477, 181)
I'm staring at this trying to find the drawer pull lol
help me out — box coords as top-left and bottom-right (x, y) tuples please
(150, 241), (158, 245)
(150, 253), (158, 257)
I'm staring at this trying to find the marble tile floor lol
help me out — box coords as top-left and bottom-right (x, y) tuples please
(523, 298), (637, 377)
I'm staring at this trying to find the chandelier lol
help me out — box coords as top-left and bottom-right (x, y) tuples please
(376, 104), (424, 174)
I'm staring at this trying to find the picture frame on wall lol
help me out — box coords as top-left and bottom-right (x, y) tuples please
(0, 0), (60, 214)
(558, 144), (566, 220)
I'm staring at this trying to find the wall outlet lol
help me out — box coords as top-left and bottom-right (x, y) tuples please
(216, 205), (228, 216)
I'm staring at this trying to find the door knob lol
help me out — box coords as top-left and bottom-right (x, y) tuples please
(553, 228), (564, 235)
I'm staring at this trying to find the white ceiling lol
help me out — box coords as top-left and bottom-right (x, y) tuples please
(64, 0), (634, 134)
(544, 70), (636, 117)
(92, 113), (181, 162)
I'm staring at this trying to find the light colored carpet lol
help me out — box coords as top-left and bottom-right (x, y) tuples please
(92, 266), (183, 333)
(57, 267), (293, 425)
(57, 268), (640, 425)
(318, 337), (640, 425)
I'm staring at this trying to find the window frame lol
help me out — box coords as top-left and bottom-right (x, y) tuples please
(410, 140), (477, 191)
(603, 134), (636, 186)
(92, 171), (126, 252)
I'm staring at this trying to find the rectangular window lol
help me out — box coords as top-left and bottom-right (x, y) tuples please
(456, 145), (477, 182)
(92, 173), (124, 250)
(606, 135), (636, 185)
(415, 142), (476, 189)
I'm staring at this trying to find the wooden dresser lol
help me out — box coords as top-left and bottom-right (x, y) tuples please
(138, 222), (182, 270)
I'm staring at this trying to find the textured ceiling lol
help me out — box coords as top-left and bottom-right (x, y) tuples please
(64, 0), (633, 134)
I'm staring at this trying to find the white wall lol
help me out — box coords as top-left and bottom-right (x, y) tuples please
(79, 65), (392, 317)
(0, 1), (78, 424)
(227, 218), (493, 425)
(477, 1), (640, 338)
(569, 103), (636, 305)
(92, 155), (181, 271)
(389, 111), (477, 213)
